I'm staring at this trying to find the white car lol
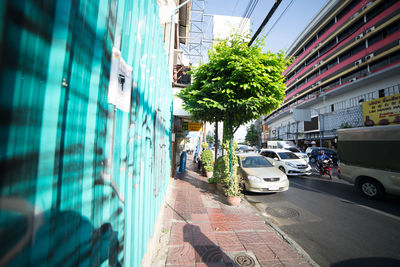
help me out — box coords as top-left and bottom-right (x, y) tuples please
(284, 146), (309, 163)
(260, 149), (311, 176)
(237, 153), (289, 193)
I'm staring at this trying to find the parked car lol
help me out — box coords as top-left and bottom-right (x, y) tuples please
(309, 148), (338, 164)
(260, 149), (311, 176)
(237, 153), (289, 193)
(236, 145), (255, 153)
(337, 125), (400, 199)
(305, 146), (321, 157)
(284, 146), (309, 163)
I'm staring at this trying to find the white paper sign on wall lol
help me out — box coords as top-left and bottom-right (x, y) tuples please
(108, 48), (133, 112)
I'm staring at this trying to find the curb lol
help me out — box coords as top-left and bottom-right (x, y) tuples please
(243, 197), (320, 267)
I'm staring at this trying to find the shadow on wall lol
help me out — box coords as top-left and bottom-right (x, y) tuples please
(0, 198), (121, 267)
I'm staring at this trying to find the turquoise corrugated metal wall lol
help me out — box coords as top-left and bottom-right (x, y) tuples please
(0, 0), (172, 266)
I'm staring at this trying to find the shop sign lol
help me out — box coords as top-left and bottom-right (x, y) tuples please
(188, 122), (203, 131)
(182, 122), (188, 130)
(362, 93), (400, 126)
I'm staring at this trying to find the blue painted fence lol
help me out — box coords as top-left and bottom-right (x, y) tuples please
(0, 0), (172, 266)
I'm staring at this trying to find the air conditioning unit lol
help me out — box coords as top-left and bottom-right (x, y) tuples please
(365, 26), (375, 34)
(354, 59), (363, 66)
(350, 77), (357, 82)
(316, 81), (321, 85)
(365, 53), (374, 61)
(362, 1), (373, 10)
(173, 49), (183, 65)
(311, 84), (316, 88)
(355, 33), (364, 40)
(350, 12), (359, 20)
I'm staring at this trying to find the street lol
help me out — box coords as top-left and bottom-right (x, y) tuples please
(244, 167), (400, 267)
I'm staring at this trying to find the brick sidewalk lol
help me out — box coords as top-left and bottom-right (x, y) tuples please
(153, 160), (313, 267)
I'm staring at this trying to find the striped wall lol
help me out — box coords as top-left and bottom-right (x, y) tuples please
(0, 0), (172, 266)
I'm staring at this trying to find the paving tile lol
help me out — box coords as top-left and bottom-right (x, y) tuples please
(208, 214), (227, 222)
(166, 243), (195, 265)
(191, 213), (210, 222)
(258, 259), (284, 267)
(219, 244), (246, 252)
(267, 244), (303, 260)
(228, 221), (251, 231)
(244, 243), (275, 261)
(195, 263), (225, 267)
(215, 233), (241, 246)
(236, 231), (264, 245)
(207, 208), (224, 214)
(211, 222), (233, 232)
(192, 223), (214, 234)
(194, 246), (232, 264)
(257, 232), (285, 245)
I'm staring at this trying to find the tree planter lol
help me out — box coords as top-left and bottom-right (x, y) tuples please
(208, 183), (217, 191)
(226, 196), (241, 206)
(216, 183), (225, 194)
(205, 171), (213, 178)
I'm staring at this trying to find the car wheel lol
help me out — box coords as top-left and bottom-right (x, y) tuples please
(310, 157), (316, 163)
(358, 178), (384, 199)
(279, 166), (286, 174)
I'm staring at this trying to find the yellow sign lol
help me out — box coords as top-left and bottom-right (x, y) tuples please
(362, 93), (400, 126)
(188, 122), (203, 131)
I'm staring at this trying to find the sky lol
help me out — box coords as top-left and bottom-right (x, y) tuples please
(202, 0), (329, 53)
(198, 0), (329, 142)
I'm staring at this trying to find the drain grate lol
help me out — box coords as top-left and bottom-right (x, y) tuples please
(234, 254), (256, 267)
(265, 207), (300, 218)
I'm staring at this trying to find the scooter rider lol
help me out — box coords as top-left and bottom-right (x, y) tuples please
(317, 150), (329, 172)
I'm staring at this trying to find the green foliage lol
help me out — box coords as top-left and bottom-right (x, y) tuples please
(177, 33), (291, 127)
(204, 165), (213, 172)
(206, 135), (214, 146)
(201, 142), (209, 149)
(225, 175), (242, 197)
(340, 122), (353, 129)
(245, 123), (260, 147)
(207, 177), (217, 184)
(201, 150), (214, 166)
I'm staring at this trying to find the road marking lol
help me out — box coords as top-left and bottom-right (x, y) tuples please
(290, 181), (400, 222)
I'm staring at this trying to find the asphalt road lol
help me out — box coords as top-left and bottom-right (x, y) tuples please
(244, 169), (400, 267)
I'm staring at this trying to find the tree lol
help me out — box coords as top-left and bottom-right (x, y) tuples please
(245, 123), (259, 147)
(178, 33), (290, 180)
(206, 134), (214, 147)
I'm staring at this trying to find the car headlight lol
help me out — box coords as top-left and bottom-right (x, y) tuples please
(287, 162), (296, 168)
(248, 176), (263, 182)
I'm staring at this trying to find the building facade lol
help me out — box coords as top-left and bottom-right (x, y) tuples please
(264, 0), (400, 149)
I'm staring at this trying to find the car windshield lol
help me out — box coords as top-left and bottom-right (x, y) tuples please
(278, 152), (299, 159)
(241, 156), (273, 168)
(287, 147), (300, 153)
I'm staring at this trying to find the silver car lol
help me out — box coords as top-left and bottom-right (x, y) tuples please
(237, 153), (289, 193)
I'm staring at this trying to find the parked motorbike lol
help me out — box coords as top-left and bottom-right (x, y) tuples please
(318, 158), (333, 179)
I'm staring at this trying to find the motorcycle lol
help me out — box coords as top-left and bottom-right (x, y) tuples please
(318, 158), (333, 179)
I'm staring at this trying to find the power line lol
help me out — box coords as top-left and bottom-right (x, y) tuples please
(248, 0), (282, 46)
(264, 0), (295, 37)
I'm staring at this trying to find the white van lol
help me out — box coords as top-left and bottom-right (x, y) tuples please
(337, 126), (400, 199)
(267, 141), (309, 162)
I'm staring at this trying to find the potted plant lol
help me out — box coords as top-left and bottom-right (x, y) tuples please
(207, 177), (217, 191)
(201, 150), (214, 177)
(204, 165), (213, 178)
(225, 175), (242, 206)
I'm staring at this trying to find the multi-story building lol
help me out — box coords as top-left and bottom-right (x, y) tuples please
(264, 0), (400, 150)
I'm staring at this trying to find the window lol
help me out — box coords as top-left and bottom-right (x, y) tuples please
(278, 152), (300, 160)
(318, 18), (335, 38)
(339, 50), (351, 62)
(320, 39), (337, 55)
(338, 18), (364, 42)
(327, 59), (338, 69)
(331, 104), (335, 112)
(366, 0), (397, 22)
(336, 0), (361, 22)
(379, 89), (385, 98)
(304, 35), (317, 51)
